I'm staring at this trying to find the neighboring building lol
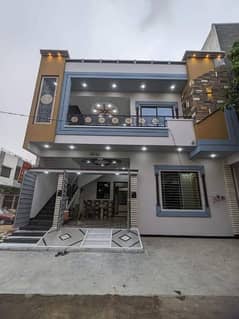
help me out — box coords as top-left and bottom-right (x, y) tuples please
(12, 24), (239, 239)
(202, 23), (239, 55)
(0, 149), (32, 210)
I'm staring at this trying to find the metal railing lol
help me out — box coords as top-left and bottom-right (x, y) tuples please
(66, 114), (178, 127)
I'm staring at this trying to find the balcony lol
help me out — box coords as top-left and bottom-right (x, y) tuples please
(67, 113), (168, 128)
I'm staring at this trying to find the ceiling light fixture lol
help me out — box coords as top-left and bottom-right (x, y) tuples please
(112, 83), (117, 89)
(112, 160), (117, 164)
(69, 145), (75, 150)
(210, 153), (217, 158)
(105, 146), (111, 150)
(122, 167), (126, 170)
(44, 144), (50, 148)
(77, 171), (81, 175)
(140, 83), (146, 89)
(177, 147), (183, 152)
(141, 146), (147, 151)
(92, 103), (118, 117)
(82, 82), (87, 88)
(170, 84), (176, 90)
(115, 172), (120, 176)
(44, 170), (49, 174)
(86, 160), (91, 164)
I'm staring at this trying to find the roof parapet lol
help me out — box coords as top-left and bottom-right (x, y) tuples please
(40, 49), (70, 58)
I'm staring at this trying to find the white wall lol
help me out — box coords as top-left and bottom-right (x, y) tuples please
(30, 173), (58, 218)
(0, 152), (19, 187)
(65, 61), (187, 77)
(38, 150), (234, 236)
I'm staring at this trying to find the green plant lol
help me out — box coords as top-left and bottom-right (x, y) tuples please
(226, 41), (239, 111)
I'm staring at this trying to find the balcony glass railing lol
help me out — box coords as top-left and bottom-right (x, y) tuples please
(66, 114), (171, 127)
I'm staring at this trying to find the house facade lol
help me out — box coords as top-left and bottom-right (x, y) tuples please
(0, 148), (31, 210)
(13, 27), (239, 238)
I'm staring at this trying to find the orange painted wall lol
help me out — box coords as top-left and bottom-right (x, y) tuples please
(186, 57), (215, 80)
(23, 55), (66, 149)
(194, 110), (228, 140)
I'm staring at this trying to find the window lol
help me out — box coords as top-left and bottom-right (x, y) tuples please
(14, 166), (21, 181)
(35, 76), (57, 123)
(97, 182), (110, 199)
(139, 104), (175, 118)
(0, 166), (11, 178)
(161, 171), (202, 210)
(155, 165), (210, 217)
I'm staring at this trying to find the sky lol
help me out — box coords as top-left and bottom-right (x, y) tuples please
(0, 0), (238, 162)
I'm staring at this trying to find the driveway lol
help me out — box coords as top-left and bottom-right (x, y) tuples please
(0, 237), (238, 296)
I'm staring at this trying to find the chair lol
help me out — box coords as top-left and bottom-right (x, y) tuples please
(102, 200), (110, 219)
(94, 200), (101, 219)
(83, 200), (94, 219)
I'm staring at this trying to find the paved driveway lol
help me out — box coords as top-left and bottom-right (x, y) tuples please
(0, 237), (238, 296)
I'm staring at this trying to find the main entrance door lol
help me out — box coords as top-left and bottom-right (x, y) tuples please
(65, 172), (129, 228)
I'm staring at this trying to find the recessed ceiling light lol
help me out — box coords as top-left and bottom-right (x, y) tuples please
(77, 171), (81, 175)
(44, 170), (49, 174)
(93, 109), (97, 113)
(170, 84), (176, 90)
(210, 153), (217, 158)
(141, 146), (147, 151)
(192, 53), (196, 57)
(112, 160), (117, 164)
(112, 109), (117, 113)
(69, 145), (75, 150)
(122, 167), (126, 170)
(82, 82), (87, 88)
(115, 172), (120, 176)
(177, 147), (183, 152)
(101, 163), (105, 167)
(108, 104), (112, 108)
(96, 103), (101, 108)
(105, 146), (111, 150)
(86, 160), (91, 164)
(140, 83), (146, 89)
(44, 144), (50, 148)
(112, 83), (117, 88)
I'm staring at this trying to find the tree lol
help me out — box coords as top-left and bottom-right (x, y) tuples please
(226, 41), (239, 111)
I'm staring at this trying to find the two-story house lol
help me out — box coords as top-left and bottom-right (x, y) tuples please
(5, 24), (239, 248)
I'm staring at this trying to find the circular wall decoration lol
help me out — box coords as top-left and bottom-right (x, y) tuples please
(138, 117), (146, 124)
(125, 117), (132, 125)
(71, 116), (79, 124)
(98, 117), (106, 124)
(40, 94), (53, 105)
(112, 117), (119, 125)
(152, 118), (159, 125)
(84, 116), (92, 124)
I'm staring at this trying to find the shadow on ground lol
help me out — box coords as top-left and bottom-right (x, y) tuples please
(0, 295), (239, 319)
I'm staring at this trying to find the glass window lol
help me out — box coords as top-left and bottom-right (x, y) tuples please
(160, 171), (202, 210)
(140, 105), (174, 118)
(97, 182), (110, 199)
(35, 77), (57, 123)
(0, 166), (11, 178)
(14, 166), (21, 181)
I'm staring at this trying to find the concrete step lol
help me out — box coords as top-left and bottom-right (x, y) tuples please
(4, 236), (40, 244)
(13, 231), (46, 237)
(29, 219), (52, 226)
(20, 225), (50, 231)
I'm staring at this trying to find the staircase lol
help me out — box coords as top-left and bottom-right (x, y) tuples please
(22, 194), (56, 231)
(3, 194), (56, 245)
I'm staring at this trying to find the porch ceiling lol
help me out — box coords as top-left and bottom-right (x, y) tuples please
(29, 142), (195, 156)
(71, 77), (187, 93)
